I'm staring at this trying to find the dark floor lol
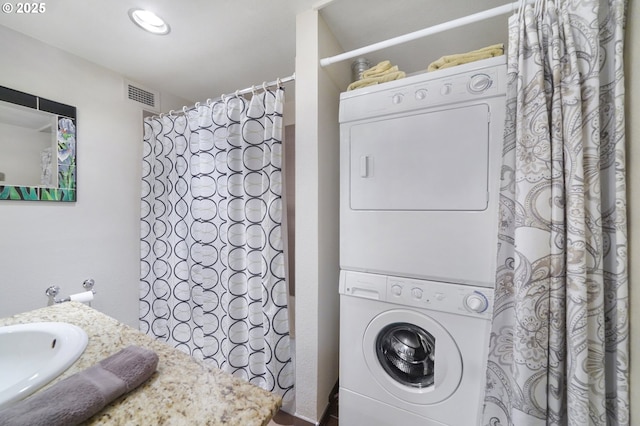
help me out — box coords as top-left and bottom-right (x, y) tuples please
(269, 387), (339, 426)
(323, 386), (339, 426)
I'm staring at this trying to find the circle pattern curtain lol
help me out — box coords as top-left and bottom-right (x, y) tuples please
(139, 87), (293, 409)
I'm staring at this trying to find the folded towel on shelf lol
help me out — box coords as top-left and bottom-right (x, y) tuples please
(347, 60), (406, 91)
(361, 60), (395, 78)
(0, 345), (159, 426)
(347, 71), (407, 91)
(364, 64), (400, 78)
(427, 43), (504, 72)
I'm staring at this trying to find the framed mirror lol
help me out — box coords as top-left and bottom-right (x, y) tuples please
(0, 86), (76, 202)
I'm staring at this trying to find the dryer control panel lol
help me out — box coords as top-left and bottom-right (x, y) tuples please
(340, 270), (494, 319)
(339, 55), (506, 123)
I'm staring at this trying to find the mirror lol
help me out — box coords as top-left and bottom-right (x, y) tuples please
(0, 86), (76, 202)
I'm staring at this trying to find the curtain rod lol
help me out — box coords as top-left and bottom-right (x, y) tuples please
(319, 1), (520, 67)
(164, 73), (295, 117)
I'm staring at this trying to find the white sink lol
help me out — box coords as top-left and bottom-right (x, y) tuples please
(0, 322), (88, 409)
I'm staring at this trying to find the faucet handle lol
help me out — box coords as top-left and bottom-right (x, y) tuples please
(83, 279), (95, 292)
(45, 286), (60, 297)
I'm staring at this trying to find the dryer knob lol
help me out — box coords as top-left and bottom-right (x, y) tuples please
(464, 292), (489, 313)
(415, 89), (428, 100)
(440, 84), (452, 95)
(391, 284), (403, 296)
(392, 93), (404, 104)
(468, 74), (493, 93)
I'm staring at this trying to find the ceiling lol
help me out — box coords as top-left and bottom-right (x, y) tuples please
(0, 0), (512, 105)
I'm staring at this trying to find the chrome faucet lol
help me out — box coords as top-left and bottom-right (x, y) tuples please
(45, 279), (96, 305)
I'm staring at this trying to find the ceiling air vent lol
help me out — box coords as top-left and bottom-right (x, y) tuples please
(124, 80), (160, 112)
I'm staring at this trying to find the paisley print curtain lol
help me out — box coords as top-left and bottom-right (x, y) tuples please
(482, 0), (628, 425)
(139, 87), (294, 409)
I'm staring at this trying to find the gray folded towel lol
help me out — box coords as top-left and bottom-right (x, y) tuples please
(0, 345), (159, 426)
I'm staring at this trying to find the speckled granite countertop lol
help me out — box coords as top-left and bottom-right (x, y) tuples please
(0, 302), (281, 425)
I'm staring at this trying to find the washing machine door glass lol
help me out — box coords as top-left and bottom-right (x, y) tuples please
(363, 309), (463, 405)
(376, 323), (435, 388)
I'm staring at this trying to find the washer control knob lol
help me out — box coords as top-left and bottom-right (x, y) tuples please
(411, 288), (423, 300)
(440, 83), (452, 95)
(391, 284), (403, 296)
(415, 89), (428, 100)
(468, 74), (493, 93)
(392, 93), (404, 104)
(464, 292), (489, 313)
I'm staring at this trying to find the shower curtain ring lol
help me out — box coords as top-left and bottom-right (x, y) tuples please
(221, 94), (226, 102)
(206, 98), (212, 106)
(195, 102), (201, 109)
(183, 106), (188, 114)
(251, 85), (257, 95)
(235, 89), (240, 98)
(276, 77), (282, 88)
(262, 81), (268, 92)
(169, 110), (175, 117)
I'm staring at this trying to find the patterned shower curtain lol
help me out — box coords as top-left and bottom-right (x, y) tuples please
(139, 87), (294, 409)
(482, 0), (628, 425)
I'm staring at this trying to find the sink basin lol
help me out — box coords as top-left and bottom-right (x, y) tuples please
(0, 322), (88, 409)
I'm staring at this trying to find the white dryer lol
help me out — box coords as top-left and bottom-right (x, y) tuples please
(339, 270), (493, 426)
(339, 56), (507, 287)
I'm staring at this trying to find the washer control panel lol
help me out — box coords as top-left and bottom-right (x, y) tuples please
(387, 276), (493, 318)
(340, 270), (494, 319)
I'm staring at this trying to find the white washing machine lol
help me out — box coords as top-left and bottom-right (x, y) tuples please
(339, 56), (507, 287)
(339, 270), (494, 426)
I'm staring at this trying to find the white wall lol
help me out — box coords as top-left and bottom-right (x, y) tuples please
(0, 26), (191, 327)
(294, 9), (348, 423)
(626, 1), (639, 422)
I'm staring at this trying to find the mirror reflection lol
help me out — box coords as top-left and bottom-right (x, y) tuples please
(0, 86), (76, 202)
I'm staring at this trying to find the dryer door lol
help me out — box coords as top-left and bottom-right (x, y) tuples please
(339, 96), (506, 287)
(363, 309), (463, 405)
(348, 104), (490, 211)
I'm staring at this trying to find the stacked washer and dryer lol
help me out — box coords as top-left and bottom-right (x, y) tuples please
(338, 56), (507, 426)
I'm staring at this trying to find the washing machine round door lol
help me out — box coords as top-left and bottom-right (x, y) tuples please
(376, 323), (436, 388)
(363, 309), (463, 405)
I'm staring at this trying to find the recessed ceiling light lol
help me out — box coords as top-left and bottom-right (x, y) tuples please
(128, 8), (170, 35)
